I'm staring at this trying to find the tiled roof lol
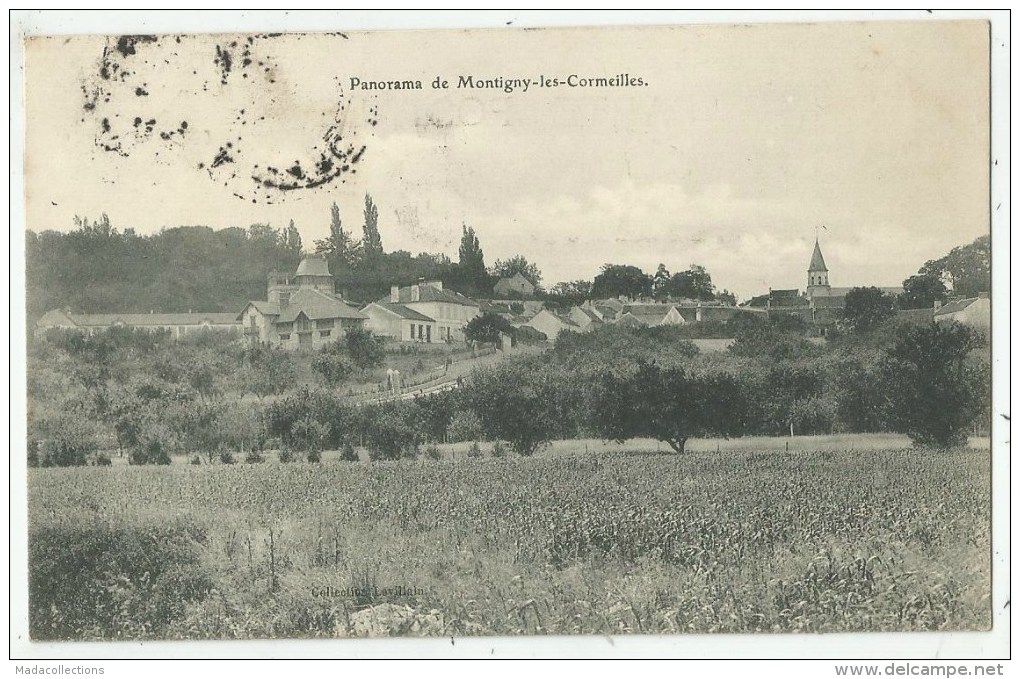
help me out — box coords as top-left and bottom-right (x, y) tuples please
(57, 312), (241, 327)
(35, 309), (77, 327)
(378, 285), (479, 307)
(295, 256), (332, 277)
(366, 302), (436, 322)
(621, 304), (675, 323)
(276, 288), (367, 323)
(934, 297), (980, 316)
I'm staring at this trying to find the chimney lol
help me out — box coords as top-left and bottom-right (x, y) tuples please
(390, 285), (400, 303)
(411, 284), (420, 302)
(695, 302), (703, 323)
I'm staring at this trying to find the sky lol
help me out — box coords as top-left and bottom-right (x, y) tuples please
(23, 19), (990, 300)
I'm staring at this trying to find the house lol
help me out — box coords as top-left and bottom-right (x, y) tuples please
(35, 309), (242, 338)
(361, 302), (439, 343)
(614, 304), (686, 327)
(522, 308), (582, 340)
(567, 306), (603, 332)
(493, 272), (536, 298)
(238, 255), (367, 350)
(934, 294), (990, 331)
(370, 280), (480, 342)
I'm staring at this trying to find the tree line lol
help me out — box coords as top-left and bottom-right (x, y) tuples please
(27, 309), (989, 468)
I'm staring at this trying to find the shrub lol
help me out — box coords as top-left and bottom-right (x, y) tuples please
(244, 450), (264, 464)
(306, 449), (321, 464)
(27, 441), (41, 468)
(340, 443), (359, 462)
(468, 442), (482, 459)
(491, 440), (507, 458)
(425, 444), (441, 461)
(93, 453), (113, 467)
(189, 455), (202, 466)
(278, 447), (295, 463)
(219, 450), (235, 465)
(447, 410), (484, 443)
(29, 522), (213, 640)
(129, 436), (171, 466)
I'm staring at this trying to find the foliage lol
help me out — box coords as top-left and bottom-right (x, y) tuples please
(454, 224), (491, 297)
(491, 255), (542, 289)
(343, 326), (385, 369)
(311, 346), (355, 386)
(464, 312), (513, 345)
(882, 321), (987, 448)
(466, 358), (572, 456)
(29, 521), (212, 640)
(315, 202), (361, 270)
(447, 410), (484, 443)
(919, 235), (990, 298)
(900, 273), (949, 310)
(591, 361), (746, 453)
(591, 264), (652, 300)
(840, 287), (897, 334)
(545, 280), (593, 305)
(238, 344), (296, 399)
(361, 194), (384, 260)
(362, 403), (419, 461)
(27, 218), (303, 319)
(468, 442), (482, 459)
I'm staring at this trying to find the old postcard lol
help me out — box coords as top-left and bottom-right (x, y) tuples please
(12, 11), (1008, 662)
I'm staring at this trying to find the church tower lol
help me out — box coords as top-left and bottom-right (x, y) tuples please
(807, 238), (831, 299)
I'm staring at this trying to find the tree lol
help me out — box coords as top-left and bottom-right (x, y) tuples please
(591, 264), (652, 300)
(490, 255), (542, 289)
(840, 287), (896, 334)
(361, 194), (383, 259)
(238, 344), (296, 399)
(343, 326), (385, 369)
(920, 235), (990, 298)
(311, 345), (356, 386)
(315, 202), (361, 268)
(652, 264), (671, 301)
(591, 361), (744, 454)
(900, 272), (949, 310)
(670, 264), (716, 301)
(465, 312), (513, 345)
(457, 224), (489, 296)
(882, 321), (987, 448)
(465, 359), (570, 456)
(547, 280), (593, 304)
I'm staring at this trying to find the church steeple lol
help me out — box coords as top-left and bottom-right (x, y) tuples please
(807, 238), (830, 298)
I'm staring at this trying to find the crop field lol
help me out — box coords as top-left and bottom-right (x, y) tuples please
(28, 444), (990, 640)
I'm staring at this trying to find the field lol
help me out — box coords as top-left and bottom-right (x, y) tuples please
(28, 438), (991, 640)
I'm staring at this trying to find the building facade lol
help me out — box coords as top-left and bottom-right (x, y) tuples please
(238, 255), (367, 350)
(366, 280), (480, 343)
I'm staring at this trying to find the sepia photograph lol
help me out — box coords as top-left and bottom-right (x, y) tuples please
(10, 9), (1008, 664)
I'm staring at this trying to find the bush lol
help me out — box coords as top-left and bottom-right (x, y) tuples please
(244, 450), (264, 464)
(93, 453), (113, 467)
(468, 442), (482, 459)
(278, 447), (295, 463)
(29, 522), (213, 640)
(219, 450), (235, 465)
(189, 455), (202, 465)
(129, 436), (171, 466)
(425, 444), (441, 461)
(306, 449), (321, 464)
(27, 441), (41, 468)
(491, 440), (507, 458)
(340, 443), (359, 462)
(447, 410), (484, 443)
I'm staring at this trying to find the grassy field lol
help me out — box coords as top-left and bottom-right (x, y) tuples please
(28, 441), (991, 640)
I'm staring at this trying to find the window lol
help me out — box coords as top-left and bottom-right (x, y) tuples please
(279, 334), (291, 341)
(319, 330), (331, 338)
(296, 317), (311, 332)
